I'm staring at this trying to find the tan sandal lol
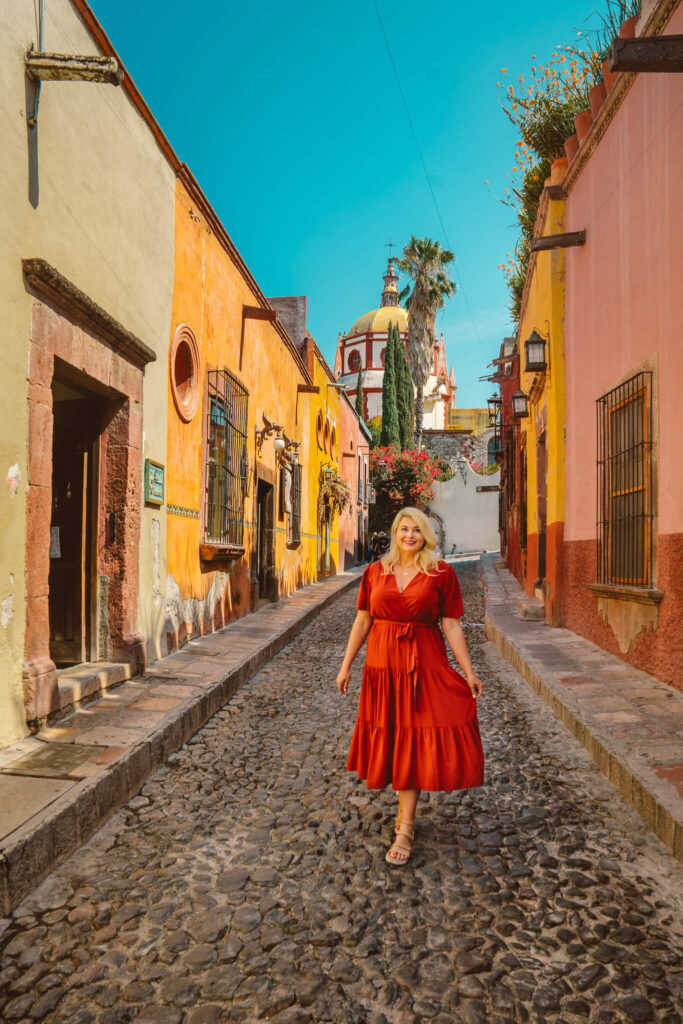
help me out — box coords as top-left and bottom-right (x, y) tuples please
(385, 816), (415, 866)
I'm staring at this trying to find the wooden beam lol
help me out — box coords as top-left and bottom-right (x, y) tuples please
(609, 34), (683, 73)
(243, 305), (277, 322)
(545, 185), (565, 200)
(25, 52), (123, 84)
(476, 485), (501, 493)
(530, 231), (586, 252)
(297, 384), (320, 394)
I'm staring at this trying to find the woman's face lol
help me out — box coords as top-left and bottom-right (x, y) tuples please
(395, 517), (424, 557)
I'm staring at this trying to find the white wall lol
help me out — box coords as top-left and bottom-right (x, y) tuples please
(430, 464), (501, 556)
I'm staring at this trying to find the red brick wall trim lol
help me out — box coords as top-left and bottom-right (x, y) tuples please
(23, 260), (156, 369)
(562, 534), (683, 690)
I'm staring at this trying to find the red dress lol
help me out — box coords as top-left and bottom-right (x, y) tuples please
(346, 560), (485, 792)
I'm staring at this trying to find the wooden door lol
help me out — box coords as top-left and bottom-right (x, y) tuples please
(49, 399), (91, 665)
(256, 480), (274, 600)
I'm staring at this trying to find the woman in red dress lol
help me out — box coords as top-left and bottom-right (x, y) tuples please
(336, 507), (484, 865)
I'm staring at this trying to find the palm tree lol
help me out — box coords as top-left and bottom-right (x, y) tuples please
(397, 236), (455, 449)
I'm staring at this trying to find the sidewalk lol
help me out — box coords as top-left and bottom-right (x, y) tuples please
(0, 569), (363, 915)
(482, 554), (683, 863)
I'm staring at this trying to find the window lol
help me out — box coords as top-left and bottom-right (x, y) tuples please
(291, 463), (302, 544)
(597, 372), (653, 586)
(348, 350), (361, 372)
(170, 324), (200, 422)
(205, 369), (248, 546)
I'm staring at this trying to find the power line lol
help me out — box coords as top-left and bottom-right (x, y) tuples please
(370, 0), (487, 355)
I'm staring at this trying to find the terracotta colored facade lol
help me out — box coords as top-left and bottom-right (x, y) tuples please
(497, 0), (683, 689)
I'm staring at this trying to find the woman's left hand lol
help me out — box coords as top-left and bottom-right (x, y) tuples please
(465, 673), (483, 699)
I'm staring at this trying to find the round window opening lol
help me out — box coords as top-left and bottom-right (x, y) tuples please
(349, 350), (361, 372)
(323, 419), (331, 453)
(170, 324), (200, 423)
(330, 427), (337, 460)
(316, 409), (324, 449)
(380, 347), (387, 367)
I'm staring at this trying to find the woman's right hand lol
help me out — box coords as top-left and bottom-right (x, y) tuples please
(336, 666), (351, 694)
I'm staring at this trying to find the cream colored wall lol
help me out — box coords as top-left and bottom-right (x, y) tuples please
(0, 0), (175, 744)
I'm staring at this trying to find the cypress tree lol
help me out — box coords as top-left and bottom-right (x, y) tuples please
(354, 367), (364, 419)
(395, 324), (415, 449)
(379, 321), (400, 446)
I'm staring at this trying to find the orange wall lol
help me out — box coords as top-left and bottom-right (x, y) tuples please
(166, 178), (312, 643)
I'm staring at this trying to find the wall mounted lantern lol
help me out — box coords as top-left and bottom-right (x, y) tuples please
(524, 330), (547, 373)
(512, 389), (529, 418)
(487, 393), (501, 425)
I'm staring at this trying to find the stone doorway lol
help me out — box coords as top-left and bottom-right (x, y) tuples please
(23, 260), (154, 721)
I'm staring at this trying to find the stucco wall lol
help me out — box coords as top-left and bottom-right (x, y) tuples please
(166, 180), (332, 647)
(0, 0), (175, 744)
(337, 395), (369, 570)
(563, 2), (683, 544)
(430, 465), (501, 556)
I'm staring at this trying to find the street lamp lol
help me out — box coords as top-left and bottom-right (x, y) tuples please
(524, 330), (547, 373)
(512, 389), (529, 418)
(487, 393), (500, 426)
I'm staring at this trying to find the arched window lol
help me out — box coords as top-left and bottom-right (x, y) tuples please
(348, 350), (361, 372)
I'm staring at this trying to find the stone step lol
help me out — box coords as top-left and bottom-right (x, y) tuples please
(516, 597), (545, 620)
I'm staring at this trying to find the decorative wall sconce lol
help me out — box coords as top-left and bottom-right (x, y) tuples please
(524, 329), (548, 373)
(255, 413), (283, 455)
(276, 431), (301, 467)
(512, 389), (529, 418)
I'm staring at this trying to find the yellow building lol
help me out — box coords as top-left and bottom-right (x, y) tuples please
(447, 408), (492, 435)
(516, 158), (567, 625)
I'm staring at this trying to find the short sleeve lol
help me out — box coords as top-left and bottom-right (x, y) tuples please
(356, 565), (372, 611)
(439, 563), (464, 618)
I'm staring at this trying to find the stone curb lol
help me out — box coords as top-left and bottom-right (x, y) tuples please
(481, 554), (682, 864)
(0, 572), (362, 915)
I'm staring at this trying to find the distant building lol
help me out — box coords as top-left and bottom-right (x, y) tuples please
(334, 258), (457, 430)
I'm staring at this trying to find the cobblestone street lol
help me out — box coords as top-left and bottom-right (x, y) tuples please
(1, 562), (681, 1024)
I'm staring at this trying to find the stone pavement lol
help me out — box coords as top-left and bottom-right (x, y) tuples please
(0, 561), (681, 1024)
(482, 556), (683, 863)
(0, 570), (363, 917)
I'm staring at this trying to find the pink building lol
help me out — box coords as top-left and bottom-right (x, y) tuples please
(337, 395), (372, 569)
(561, 0), (683, 687)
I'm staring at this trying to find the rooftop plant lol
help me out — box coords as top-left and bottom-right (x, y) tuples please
(492, 0), (641, 324)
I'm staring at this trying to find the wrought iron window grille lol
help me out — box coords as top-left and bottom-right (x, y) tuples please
(205, 369), (249, 547)
(596, 371), (653, 587)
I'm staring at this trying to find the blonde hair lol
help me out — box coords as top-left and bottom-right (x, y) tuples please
(381, 507), (442, 575)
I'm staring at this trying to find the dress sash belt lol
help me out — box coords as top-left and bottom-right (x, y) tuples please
(372, 619), (437, 709)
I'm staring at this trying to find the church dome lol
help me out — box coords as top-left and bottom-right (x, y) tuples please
(347, 304), (409, 337)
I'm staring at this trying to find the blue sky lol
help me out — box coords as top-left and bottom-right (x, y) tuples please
(90, 0), (602, 407)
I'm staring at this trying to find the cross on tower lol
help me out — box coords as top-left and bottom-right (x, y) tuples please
(385, 239), (395, 260)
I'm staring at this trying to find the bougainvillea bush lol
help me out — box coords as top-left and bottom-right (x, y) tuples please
(370, 445), (443, 531)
